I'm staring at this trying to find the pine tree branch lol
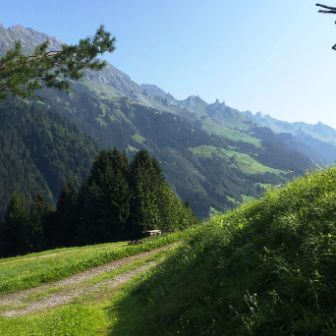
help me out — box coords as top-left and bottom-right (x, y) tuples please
(316, 3), (336, 13)
(316, 3), (336, 50)
(0, 51), (60, 70)
(0, 25), (116, 100)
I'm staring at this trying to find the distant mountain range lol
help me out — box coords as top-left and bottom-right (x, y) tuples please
(1, 24), (335, 217)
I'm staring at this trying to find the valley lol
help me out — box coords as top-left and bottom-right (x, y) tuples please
(1, 25), (334, 218)
(1, 4), (336, 334)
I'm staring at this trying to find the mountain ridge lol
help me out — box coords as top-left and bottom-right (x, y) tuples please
(1, 22), (334, 139)
(1, 23), (332, 217)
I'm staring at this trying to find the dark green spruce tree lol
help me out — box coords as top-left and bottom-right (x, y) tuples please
(0, 192), (30, 256)
(29, 193), (53, 251)
(77, 148), (131, 243)
(47, 182), (78, 247)
(157, 183), (198, 232)
(129, 150), (198, 234)
(128, 150), (164, 233)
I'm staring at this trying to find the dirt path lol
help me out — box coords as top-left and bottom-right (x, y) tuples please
(0, 248), (162, 317)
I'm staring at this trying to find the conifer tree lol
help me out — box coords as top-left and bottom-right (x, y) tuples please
(29, 193), (53, 251)
(0, 192), (30, 256)
(77, 148), (131, 243)
(50, 182), (78, 247)
(76, 183), (101, 244)
(0, 26), (116, 100)
(128, 150), (164, 232)
(157, 183), (197, 231)
(129, 150), (198, 234)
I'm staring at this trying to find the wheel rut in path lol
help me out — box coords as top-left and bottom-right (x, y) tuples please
(0, 248), (164, 317)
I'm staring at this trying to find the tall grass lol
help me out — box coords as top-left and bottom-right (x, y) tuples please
(0, 303), (111, 336)
(109, 167), (336, 335)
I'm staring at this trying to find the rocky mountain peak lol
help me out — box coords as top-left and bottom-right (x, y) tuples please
(0, 23), (60, 55)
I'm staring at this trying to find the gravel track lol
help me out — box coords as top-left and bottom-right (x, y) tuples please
(0, 248), (162, 317)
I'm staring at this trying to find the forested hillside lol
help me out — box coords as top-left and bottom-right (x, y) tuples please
(0, 24), (326, 217)
(0, 99), (97, 217)
(0, 148), (196, 257)
(41, 82), (315, 216)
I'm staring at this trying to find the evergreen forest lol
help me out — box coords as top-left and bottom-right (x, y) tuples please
(0, 148), (196, 257)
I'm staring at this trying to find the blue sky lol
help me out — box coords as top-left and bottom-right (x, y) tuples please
(2, 0), (336, 126)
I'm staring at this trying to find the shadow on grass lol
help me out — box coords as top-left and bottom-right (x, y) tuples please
(105, 222), (259, 336)
(106, 193), (336, 336)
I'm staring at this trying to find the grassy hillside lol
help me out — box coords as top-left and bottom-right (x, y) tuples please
(0, 231), (192, 335)
(191, 145), (284, 175)
(110, 167), (336, 335)
(0, 231), (184, 294)
(2, 168), (336, 335)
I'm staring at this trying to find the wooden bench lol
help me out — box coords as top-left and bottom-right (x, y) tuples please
(143, 230), (162, 236)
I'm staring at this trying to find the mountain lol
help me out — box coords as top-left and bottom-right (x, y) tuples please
(0, 24), (321, 217)
(244, 111), (336, 144)
(0, 24), (60, 54)
(0, 99), (97, 218)
(244, 111), (336, 165)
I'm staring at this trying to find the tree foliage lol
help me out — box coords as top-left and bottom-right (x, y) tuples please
(0, 149), (197, 257)
(75, 148), (197, 245)
(29, 193), (53, 251)
(128, 150), (164, 233)
(0, 99), (98, 218)
(0, 192), (30, 256)
(45, 182), (78, 247)
(77, 149), (131, 243)
(0, 25), (116, 100)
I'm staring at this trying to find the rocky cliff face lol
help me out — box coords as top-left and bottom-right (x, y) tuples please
(0, 24), (60, 54)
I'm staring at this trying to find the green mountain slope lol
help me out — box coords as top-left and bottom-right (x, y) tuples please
(111, 167), (336, 335)
(0, 24), (317, 217)
(40, 81), (314, 216)
(0, 99), (97, 217)
(244, 111), (336, 165)
(245, 111), (336, 145)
